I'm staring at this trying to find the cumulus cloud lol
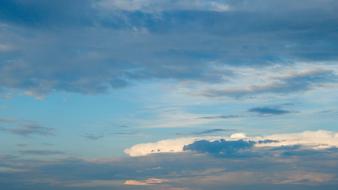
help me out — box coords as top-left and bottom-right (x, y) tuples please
(257, 130), (338, 149)
(125, 130), (338, 157)
(124, 138), (197, 157)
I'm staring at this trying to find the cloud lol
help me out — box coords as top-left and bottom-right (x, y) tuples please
(197, 115), (240, 120)
(1, 124), (54, 137)
(125, 130), (338, 157)
(275, 172), (334, 184)
(203, 68), (338, 97)
(98, 0), (231, 12)
(0, 118), (16, 123)
(19, 150), (64, 156)
(248, 106), (291, 115)
(84, 134), (104, 140)
(256, 130), (338, 149)
(0, 0), (337, 96)
(65, 179), (122, 188)
(0, 43), (14, 52)
(2, 148), (338, 190)
(193, 128), (236, 135)
(124, 178), (169, 186)
(139, 111), (241, 128)
(183, 140), (254, 157)
(124, 137), (197, 157)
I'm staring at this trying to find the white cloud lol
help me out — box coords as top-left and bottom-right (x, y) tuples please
(124, 137), (197, 157)
(197, 62), (338, 97)
(257, 130), (338, 149)
(139, 111), (234, 128)
(125, 130), (338, 157)
(124, 178), (169, 186)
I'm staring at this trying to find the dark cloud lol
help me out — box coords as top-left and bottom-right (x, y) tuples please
(193, 128), (236, 135)
(0, 0), (337, 95)
(183, 140), (255, 157)
(1, 124), (54, 137)
(249, 106), (291, 115)
(1, 146), (338, 190)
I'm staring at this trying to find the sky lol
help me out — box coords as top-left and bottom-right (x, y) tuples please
(0, 0), (338, 189)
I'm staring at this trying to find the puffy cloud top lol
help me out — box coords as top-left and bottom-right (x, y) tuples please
(125, 130), (338, 157)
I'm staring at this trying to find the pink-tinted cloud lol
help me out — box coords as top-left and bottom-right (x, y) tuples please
(124, 178), (169, 186)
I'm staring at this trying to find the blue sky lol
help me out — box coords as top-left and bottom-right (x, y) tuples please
(1, 0), (338, 189)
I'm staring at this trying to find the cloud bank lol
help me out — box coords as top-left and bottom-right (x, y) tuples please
(125, 130), (338, 157)
(0, 0), (337, 96)
(2, 146), (338, 190)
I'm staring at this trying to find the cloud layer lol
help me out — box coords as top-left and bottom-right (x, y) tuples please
(125, 130), (338, 157)
(0, 0), (337, 96)
(2, 144), (338, 190)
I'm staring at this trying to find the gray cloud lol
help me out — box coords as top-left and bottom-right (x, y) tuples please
(204, 69), (338, 97)
(19, 150), (64, 156)
(197, 115), (240, 120)
(84, 134), (104, 140)
(1, 124), (54, 137)
(193, 128), (236, 135)
(0, 0), (337, 96)
(248, 106), (291, 115)
(1, 146), (338, 190)
(183, 139), (255, 157)
(0, 118), (16, 123)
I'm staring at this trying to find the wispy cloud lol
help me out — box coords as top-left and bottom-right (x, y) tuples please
(193, 128), (236, 135)
(19, 150), (64, 156)
(248, 106), (291, 115)
(124, 178), (169, 186)
(202, 67), (338, 98)
(98, 0), (231, 12)
(141, 111), (240, 128)
(1, 124), (54, 137)
(83, 134), (104, 140)
(197, 115), (240, 120)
